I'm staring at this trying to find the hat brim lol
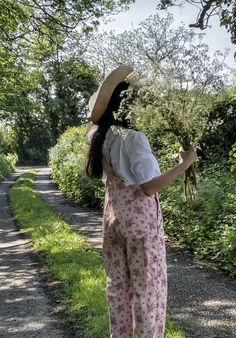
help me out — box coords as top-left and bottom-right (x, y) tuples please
(88, 65), (134, 124)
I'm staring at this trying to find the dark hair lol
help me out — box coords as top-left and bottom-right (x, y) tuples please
(86, 81), (136, 179)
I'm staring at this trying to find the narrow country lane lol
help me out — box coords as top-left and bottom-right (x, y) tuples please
(34, 166), (236, 338)
(1, 166), (236, 338)
(0, 167), (73, 338)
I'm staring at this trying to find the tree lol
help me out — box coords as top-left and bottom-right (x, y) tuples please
(0, 54), (97, 163)
(0, 64), (47, 162)
(85, 14), (192, 76)
(0, 0), (134, 48)
(85, 13), (228, 88)
(38, 56), (98, 141)
(0, 0), (134, 163)
(158, 0), (236, 46)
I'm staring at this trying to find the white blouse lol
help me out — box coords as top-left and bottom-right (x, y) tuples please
(102, 126), (161, 186)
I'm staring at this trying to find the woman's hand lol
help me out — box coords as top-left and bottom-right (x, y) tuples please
(179, 147), (198, 168)
(141, 146), (198, 196)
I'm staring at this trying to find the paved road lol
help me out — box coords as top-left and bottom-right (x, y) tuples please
(0, 168), (73, 338)
(34, 166), (236, 338)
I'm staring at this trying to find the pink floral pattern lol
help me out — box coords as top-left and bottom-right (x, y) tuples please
(102, 131), (167, 338)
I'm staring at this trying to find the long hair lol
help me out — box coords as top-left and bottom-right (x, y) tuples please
(86, 81), (136, 179)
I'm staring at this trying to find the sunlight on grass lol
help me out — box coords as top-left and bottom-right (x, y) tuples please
(9, 172), (186, 338)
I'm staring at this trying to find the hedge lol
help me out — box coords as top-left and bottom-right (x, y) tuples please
(229, 143), (236, 174)
(49, 126), (105, 209)
(0, 153), (17, 181)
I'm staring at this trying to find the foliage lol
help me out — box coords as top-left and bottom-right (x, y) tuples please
(0, 128), (15, 154)
(14, 117), (54, 164)
(0, 0), (132, 164)
(9, 172), (186, 338)
(0, 127), (17, 180)
(200, 88), (236, 162)
(38, 58), (98, 142)
(0, 61), (51, 163)
(158, 0), (236, 46)
(0, 153), (17, 181)
(49, 126), (105, 209)
(161, 164), (236, 275)
(0, 0), (134, 51)
(0, 55), (97, 164)
(137, 84), (211, 144)
(86, 13), (192, 76)
(134, 83), (212, 202)
(85, 13), (228, 87)
(229, 143), (236, 173)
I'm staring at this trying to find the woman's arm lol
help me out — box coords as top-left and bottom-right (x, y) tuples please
(141, 148), (197, 196)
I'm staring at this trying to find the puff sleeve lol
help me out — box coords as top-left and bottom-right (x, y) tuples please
(127, 131), (161, 185)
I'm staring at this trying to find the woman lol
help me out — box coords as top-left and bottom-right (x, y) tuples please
(86, 65), (197, 338)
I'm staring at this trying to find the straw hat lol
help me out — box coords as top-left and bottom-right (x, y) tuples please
(88, 65), (134, 124)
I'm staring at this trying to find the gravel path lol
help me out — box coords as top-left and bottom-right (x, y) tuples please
(0, 168), (73, 338)
(34, 166), (236, 338)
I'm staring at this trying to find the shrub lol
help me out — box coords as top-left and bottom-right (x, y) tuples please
(49, 126), (105, 209)
(229, 143), (236, 174)
(200, 88), (236, 163)
(161, 164), (236, 275)
(0, 127), (16, 155)
(0, 153), (18, 181)
(0, 127), (17, 180)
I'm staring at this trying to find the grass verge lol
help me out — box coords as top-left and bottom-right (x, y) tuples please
(9, 172), (186, 338)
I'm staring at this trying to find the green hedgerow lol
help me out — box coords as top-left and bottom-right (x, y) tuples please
(49, 126), (105, 209)
(229, 143), (236, 174)
(161, 164), (236, 275)
(0, 153), (17, 181)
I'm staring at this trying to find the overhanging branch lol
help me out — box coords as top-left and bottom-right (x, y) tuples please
(189, 0), (221, 29)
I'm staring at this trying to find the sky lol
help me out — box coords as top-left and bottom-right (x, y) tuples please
(98, 0), (235, 69)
